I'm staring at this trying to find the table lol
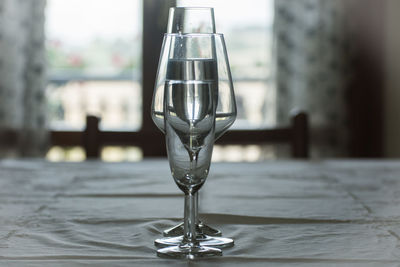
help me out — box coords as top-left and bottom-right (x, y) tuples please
(1, 159), (400, 266)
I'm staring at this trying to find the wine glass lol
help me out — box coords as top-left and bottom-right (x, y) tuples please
(167, 6), (216, 34)
(154, 33), (224, 258)
(166, 7), (222, 240)
(152, 7), (236, 248)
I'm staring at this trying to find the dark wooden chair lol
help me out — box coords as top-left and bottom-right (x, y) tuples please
(53, 111), (308, 159)
(217, 111), (309, 158)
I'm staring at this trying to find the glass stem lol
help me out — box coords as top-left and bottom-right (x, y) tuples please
(194, 192), (199, 224)
(183, 192), (198, 247)
(194, 191), (205, 239)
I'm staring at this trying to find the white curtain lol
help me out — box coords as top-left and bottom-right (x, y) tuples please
(274, 0), (349, 157)
(0, 0), (47, 157)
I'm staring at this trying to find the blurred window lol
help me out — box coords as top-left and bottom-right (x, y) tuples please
(45, 0), (142, 161)
(178, 0), (275, 129)
(178, 0), (277, 161)
(45, 0), (277, 162)
(46, 0), (142, 131)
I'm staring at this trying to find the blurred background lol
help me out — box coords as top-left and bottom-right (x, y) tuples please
(0, 0), (398, 162)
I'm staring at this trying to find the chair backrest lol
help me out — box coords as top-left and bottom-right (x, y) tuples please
(216, 111), (309, 158)
(59, 111), (309, 159)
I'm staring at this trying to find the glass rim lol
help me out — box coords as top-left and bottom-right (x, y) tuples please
(170, 7), (214, 10)
(163, 33), (224, 37)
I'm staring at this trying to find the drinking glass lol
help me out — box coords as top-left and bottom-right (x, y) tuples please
(153, 36), (236, 251)
(153, 33), (223, 258)
(165, 7), (221, 240)
(167, 6), (216, 34)
(153, 7), (236, 248)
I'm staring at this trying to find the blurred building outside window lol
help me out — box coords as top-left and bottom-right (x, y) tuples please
(177, 0), (277, 161)
(178, 0), (275, 129)
(46, 0), (143, 161)
(45, 0), (276, 162)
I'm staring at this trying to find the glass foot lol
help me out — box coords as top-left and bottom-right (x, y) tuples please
(163, 222), (222, 237)
(157, 244), (222, 259)
(155, 235), (234, 248)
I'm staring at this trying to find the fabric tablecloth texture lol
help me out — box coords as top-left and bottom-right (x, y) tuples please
(1, 159), (400, 266)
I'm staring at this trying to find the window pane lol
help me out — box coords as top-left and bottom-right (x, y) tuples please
(101, 146), (143, 162)
(177, 0), (275, 129)
(47, 81), (142, 130)
(212, 145), (282, 162)
(45, 0), (142, 130)
(47, 146), (86, 162)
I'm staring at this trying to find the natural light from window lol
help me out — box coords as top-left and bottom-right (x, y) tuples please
(46, 0), (142, 131)
(178, 0), (275, 129)
(45, 0), (276, 162)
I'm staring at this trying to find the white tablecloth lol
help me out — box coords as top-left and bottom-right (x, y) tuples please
(1, 159), (400, 266)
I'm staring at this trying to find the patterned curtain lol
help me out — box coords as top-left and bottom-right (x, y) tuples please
(0, 0), (47, 157)
(274, 0), (350, 157)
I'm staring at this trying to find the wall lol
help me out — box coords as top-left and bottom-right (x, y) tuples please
(384, 0), (400, 157)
